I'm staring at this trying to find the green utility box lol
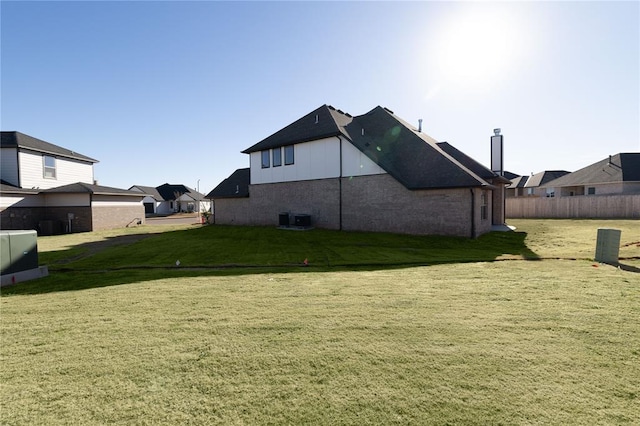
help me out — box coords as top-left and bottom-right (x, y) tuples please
(594, 228), (621, 265)
(0, 230), (39, 275)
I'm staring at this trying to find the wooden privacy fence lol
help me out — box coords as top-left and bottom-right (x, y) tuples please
(506, 194), (640, 219)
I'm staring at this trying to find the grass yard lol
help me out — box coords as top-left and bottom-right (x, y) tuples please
(1, 219), (639, 424)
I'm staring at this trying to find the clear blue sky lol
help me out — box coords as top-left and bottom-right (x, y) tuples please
(2, 1), (638, 194)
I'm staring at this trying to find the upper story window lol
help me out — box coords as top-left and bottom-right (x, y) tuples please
(261, 150), (270, 168)
(273, 147), (282, 167)
(587, 187), (596, 195)
(43, 155), (56, 179)
(284, 145), (294, 165)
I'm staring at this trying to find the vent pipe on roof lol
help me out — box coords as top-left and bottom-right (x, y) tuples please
(315, 114), (319, 124)
(361, 128), (365, 136)
(418, 119), (423, 132)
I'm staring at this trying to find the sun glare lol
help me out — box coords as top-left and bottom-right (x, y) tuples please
(432, 6), (524, 92)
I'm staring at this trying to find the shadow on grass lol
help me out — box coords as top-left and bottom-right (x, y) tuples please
(2, 226), (540, 296)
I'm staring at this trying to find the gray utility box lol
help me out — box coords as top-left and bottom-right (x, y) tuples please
(1, 230), (39, 275)
(594, 228), (621, 264)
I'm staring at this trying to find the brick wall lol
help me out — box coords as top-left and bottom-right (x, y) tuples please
(213, 174), (495, 237)
(213, 198), (252, 225)
(45, 206), (93, 233)
(0, 207), (45, 231)
(91, 205), (145, 231)
(342, 174), (489, 237)
(248, 179), (341, 229)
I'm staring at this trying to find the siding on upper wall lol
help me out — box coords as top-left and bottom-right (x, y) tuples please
(18, 150), (94, 189)
(250, 137), (386, 185)
(0, 148), (19, 186)
(341, 141), (386, 177)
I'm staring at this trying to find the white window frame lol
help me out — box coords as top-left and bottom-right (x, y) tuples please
(43, 155), (57, 179)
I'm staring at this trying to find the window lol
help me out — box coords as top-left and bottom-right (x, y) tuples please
(272, 147), (282, 167)
(284, 145), (294, 165)
(261, 150), (270, 168)
(587, 187), (596, 195)
(480, 191), (488, 220)
(43, 156), (56, 179)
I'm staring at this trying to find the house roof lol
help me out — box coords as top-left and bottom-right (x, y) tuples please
(507, 175), (528, 189)
(503, 171), (520, 180)
(343, 106), (491, 189)
(42, 182), (144, 196)
(155, 183), (206, 201)
(238, 104), (506, 191)
(540, 153), (640, 188)
(242, 105), (353, 154)
(206, 168), (250, 199)
(0, 180), (40, 195)
(1, 131), (98, 163)
(524, 170), (571, 188)
(129, 185), (164, 200)
(436, 142), (511, 184)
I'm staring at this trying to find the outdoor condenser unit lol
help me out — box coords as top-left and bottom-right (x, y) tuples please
(294, 214), (311, 228)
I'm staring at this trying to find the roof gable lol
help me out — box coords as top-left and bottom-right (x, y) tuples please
(1, 131), (98, 163)
(242, 105), (352, 154)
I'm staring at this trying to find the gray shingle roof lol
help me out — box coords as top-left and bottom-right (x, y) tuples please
(1, 131), (98, 163)
(0, 180), (39, 194)
(507, 175), (528, 189)
(344, 106), (490, 189)
(155, 183), (206, 201)
(42, 182), (144, 196)
(206, 168), (250, 199)
(129, 185), (164, 200)
(524, 170), (571, 188)
(436, 142), (510, 184)
(541, 153), (640, 188)
(236, 104), (506, 191)
(242, 105), (352, 154)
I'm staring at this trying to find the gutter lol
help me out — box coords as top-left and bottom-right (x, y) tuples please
(337, 135), (343, 231)
(470, 188), (476, 239)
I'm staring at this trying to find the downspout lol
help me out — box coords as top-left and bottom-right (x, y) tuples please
(337, 136), (343, 231)
(470, 188), (475, 239)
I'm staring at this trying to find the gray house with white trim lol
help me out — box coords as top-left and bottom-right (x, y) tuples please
(1, 131), (145, 233)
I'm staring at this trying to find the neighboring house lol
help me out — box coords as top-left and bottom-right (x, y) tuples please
(524, 170), (571, 197)
(129, 183), (210, 215)
(128, 185), (165, 215)
(1, 131), (145, 233)
(208, 104), (509, 238)
(506, 153), (640, 218)
(540, 153), (640, 197)
(506, 170), (570, 198)
(505, 174), (528, 197)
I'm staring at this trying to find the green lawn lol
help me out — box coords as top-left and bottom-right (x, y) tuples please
(1, 219), (639, 424)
